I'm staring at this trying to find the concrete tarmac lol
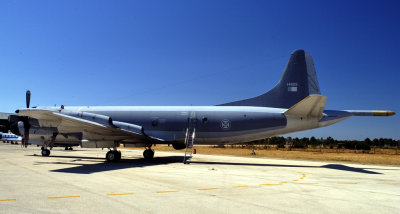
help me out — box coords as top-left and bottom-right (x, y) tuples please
(0, 143), (399, 214)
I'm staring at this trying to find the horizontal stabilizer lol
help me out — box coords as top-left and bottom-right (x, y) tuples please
(345, 110), (395, 116)
(284, 95), (327, 118)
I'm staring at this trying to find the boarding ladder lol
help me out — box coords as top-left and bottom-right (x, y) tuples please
(183, 118), (196, 164)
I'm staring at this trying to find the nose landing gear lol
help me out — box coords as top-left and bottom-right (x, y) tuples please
(41, 146), (51, 156)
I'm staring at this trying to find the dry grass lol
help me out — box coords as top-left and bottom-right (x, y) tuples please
(126, 145), (400, 166)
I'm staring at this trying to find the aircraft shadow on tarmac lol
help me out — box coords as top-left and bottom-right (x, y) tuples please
(28, 154), (383, 175)
(191, 161), (383, 175)
(30, 155), (184, 174)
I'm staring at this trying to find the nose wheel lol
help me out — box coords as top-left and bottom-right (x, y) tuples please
(41, 148), (50, 156)
(106, 150), (121, 162)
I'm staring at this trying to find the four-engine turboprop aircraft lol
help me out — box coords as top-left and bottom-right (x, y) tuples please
(7, 50), (395, 163)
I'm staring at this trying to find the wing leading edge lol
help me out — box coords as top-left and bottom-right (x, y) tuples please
(17, 108), (163, 143)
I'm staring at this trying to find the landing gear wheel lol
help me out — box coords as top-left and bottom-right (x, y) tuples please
(116, 151), (121, 161)
(68, 147), (73, 150)
(65, 146), (68, 150)
(106, 151), (121, 162)
(41, 149), (50, 156)
(143, 149), (154, 160)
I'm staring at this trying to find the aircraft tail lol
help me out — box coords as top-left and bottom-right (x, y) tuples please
(284, 95), (327, 119)
(219, 49), (321, 109)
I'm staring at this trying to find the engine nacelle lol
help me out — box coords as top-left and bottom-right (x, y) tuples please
(112, 120), (143, 134)
(172, 143), (186, 150)
(12, 122), (57, 137)
(9, 115), (40, 136)
(59, 110), (113, 127)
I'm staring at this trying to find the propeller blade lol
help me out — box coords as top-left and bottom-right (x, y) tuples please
(23, 128), (29, 148)
(21, 117), (30, 148)
(26, 90), (31, 108)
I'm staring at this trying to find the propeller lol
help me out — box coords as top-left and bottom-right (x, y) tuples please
(14, 90), (31, 147)
(26, 90), (31, 108)
(23, 90), (31, 147)
(23, 119), (30, 148)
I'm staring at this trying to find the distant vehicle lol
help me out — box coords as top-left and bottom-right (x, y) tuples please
(6, 50), (395, 163)
(1, 131), (22, 144)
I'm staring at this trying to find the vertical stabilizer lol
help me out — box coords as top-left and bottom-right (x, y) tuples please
(219, 50), (321, 109)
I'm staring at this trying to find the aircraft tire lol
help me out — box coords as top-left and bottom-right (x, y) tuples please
(106, 151), (120, 162)
(143, 149), (154, 160)
(41, 149), (50, 157)
(116, 151), (121, 161)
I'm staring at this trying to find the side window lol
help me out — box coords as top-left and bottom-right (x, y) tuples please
(202, 117), (208, 124)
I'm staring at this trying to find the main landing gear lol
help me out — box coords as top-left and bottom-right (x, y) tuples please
(106, 150), (121, 162)
(104, 144), (155, 162)
(64, 146), (73, 150)
(143, 144), (154, 160)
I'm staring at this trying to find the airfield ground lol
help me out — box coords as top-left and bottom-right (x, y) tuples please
(0, 143), (399, 214)
(147, 145), (400, 166)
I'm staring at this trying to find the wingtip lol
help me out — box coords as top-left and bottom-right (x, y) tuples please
(373, 111), (395, 116)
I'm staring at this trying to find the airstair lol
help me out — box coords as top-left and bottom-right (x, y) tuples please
(183, 118), (196, 164)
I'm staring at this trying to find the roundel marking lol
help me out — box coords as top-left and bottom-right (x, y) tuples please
(220, 119), (231, 130)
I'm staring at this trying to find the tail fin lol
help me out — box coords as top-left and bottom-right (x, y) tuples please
(219, 49), (321, 109)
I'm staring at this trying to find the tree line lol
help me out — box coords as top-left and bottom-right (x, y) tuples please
(246, 136), (399, 150)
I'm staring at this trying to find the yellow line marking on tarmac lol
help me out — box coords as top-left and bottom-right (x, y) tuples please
(280, 181), (288, 184)
(233, 186), (248, 188)
(198, 188), (218, 191)
(107, 193), (134, 196)
(48, 196), (80, 199)
(337, 182), (357, 184)
(156, 190), (179, 194)
(293, 179), (298, 182)
(300, 177), (305, 179)
(260, 183), (282, 186)
(0, 199), (16, 202)
(300, 183), (319, 185)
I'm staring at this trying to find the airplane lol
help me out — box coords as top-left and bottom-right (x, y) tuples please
(6, 50), (395, 163)
(1, 131), (22, 144)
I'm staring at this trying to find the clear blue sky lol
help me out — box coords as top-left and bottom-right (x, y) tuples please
(0, 0), (399, 140)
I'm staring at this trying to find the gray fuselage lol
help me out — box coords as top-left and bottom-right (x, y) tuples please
(49, 106), (348, 145)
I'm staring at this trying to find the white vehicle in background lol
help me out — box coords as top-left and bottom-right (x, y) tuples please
(1, 131), (22, 144)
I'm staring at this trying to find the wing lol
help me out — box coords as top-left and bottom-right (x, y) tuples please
(17, 108), (162, 143)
